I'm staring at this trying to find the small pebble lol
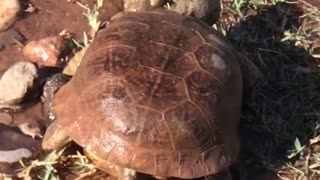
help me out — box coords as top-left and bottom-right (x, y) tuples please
(0, 0), (21, 32)
(0, 61), (38, 106)
(0, 148), (32, 164)
(0, 124), (41, 174)
(22, 35), (64, 67)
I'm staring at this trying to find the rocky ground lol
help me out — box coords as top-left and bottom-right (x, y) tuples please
(0, 0), (319, 180)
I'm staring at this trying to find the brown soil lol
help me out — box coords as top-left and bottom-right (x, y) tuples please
(1, 0), (87, 74)
(0, 0), (126, 129)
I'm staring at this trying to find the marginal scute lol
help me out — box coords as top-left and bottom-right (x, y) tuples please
(125, 66), (188, 112)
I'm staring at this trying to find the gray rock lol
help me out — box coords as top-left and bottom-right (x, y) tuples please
(0, 61), (38, 106)
(122, 0), (163, 12)
(0, 0), (21, 32)
(0, 124), (41, 174)
(169, 0), (221, 25)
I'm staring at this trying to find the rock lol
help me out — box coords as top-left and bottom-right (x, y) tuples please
(168, 0), (221, 25)
(0, 148), (32, 164)
(0, 61), (38, 107)
(0, 124), (41, 174)
(22, 35), (64, 67)
(122, 0), (164, 12)
(0, 0), (21, 32)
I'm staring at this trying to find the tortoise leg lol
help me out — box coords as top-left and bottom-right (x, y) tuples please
(42, 121), (71, 150)
(117, 168), (137, 180)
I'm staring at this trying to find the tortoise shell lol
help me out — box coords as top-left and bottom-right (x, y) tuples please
(53, 10), (243, 178)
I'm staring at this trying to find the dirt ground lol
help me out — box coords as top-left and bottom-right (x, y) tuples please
(0, 0), (319, 179)
(0, 0), (113, 179)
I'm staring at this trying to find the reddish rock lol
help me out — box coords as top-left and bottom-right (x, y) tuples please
(22, 35), (64, 67)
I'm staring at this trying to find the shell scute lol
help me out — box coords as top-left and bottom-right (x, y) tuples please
(163, 101), (216, 151)
(125, 66), (188, 112)
(85, 45), (139, 77)
(185, 70), (220, 118)
(95, 21), (151, 47)
(151, 21), (205, 51)
(194, 44), (231, 80)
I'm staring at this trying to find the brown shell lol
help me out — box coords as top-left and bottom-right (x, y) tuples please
(53, 10), (243, 178)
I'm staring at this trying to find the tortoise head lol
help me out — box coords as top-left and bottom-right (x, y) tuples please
(41, 120), (72, 150)
(42, 73), (71, 121)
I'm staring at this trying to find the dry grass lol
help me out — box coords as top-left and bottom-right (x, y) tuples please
(12, 147), (98, 180)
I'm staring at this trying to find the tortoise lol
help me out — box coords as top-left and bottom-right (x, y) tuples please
(41, 10), (261, 179)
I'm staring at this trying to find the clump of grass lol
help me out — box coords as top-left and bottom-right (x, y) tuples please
(15, 148), (97, 180)
(280, 0), (320, 59)
(68, 151), (96, 180)
(76, 0), (104, 39)
(17, 149), (65, 180)
(65, 0), (103, 75)
(221, 0), (285, 19)
(72, 32), (89, 49)
(82, 5), (100, 33)
(287, 137), (306, 159)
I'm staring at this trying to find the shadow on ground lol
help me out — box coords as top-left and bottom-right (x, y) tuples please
(222, 2), (320, 179)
